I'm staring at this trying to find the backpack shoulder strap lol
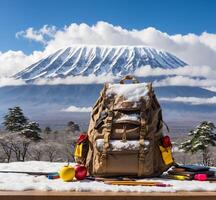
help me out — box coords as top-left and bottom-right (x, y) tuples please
(100, 99), (114, 173)
(138, 100), (148, 177)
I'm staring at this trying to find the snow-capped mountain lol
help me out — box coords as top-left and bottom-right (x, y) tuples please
(4, 46), (215, 127)
(14, 46), (187, 81)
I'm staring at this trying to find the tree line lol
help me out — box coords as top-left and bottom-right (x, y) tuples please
(0, 106), (80, 162)
(0, 106), (216, 166)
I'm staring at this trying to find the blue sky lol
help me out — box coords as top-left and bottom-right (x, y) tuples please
(0, 0), (216, 54)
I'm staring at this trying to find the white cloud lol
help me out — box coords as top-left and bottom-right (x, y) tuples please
(16, 25), (56, 44)
(153, 75), (216, 88)
(0, 77), (26, 87)
(134, 65), (216, 88)
(62, 105), (92, 112)
(16, 28), (44, 44)
(200, 32), (216, 51)
(43, 23), (216, 67)
(35, 74), (116, 85)
(203, 87), (216, 92)
(0, 21), (216, 83)
(134, 65), (216, 79)
(0, 50), (44, 77)
(159, 96), (216, 105)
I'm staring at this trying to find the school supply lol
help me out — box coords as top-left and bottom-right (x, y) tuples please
(164, 174), (191, 180)
(194, 174), (207, 181)
(47, 173), (60, 179)
(174, 164), (210, 172)
(0, 170), (57, 177)
(167, 164), (215, 181)
(104, 180), (172, 187)
(74, 133), (89, 164)
(159, 145), (174, 165)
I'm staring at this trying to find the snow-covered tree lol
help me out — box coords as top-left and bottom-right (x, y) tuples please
(179, 121), (216, 165)
(3, 106), (41, 140)
(21, 122), (41, 141)
(3, 106), (28, 132)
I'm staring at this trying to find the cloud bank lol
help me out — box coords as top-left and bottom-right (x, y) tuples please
(1, 21), (216, 78)
(154, 75), (216, 88)
(16, 25), (57, 45)
(35, 74), (116, 85)
(0, 77), (26, 87)
(134, 65), (216, 79)
(62, 105), (92, 112)
(159, 96), (216, 105)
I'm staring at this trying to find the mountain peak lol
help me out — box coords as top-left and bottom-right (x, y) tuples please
(14, 45), (187, 81)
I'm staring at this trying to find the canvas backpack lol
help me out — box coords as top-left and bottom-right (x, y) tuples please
(77, 75), (174, 177)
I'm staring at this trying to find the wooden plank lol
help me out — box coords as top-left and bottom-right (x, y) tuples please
(0, 191), (216, 200)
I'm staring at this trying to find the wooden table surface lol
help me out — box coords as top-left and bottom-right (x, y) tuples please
(0, 191), (216, 200)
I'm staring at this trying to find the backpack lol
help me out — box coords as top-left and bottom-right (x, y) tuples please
(79, 76), (173, 177)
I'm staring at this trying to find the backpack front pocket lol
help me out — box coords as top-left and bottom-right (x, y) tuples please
(111, 123), (140, 140)
(93, 149), (139, 176)
(92, 139), (153, 177)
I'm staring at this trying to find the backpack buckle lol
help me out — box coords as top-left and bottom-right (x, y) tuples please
(101, 152), (107, 162)
(139, 153), (145, 161)
(139, 139), (145, 146)
(121, 125), (127, 142)
(94, 111), (108, 129)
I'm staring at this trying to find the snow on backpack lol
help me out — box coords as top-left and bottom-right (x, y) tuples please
(75, 75), (174, 177)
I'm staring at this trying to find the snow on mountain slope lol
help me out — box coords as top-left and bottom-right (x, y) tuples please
(14, 46), (187, 81)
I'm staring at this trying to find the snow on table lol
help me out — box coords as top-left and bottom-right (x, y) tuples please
(0, 161), (216, 192)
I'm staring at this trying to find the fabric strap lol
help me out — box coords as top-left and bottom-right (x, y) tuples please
(138, 85), (152, 176)
(86, 83), (108, 174)
(101, 101), (114, 172)
(138, 101), (148, 177)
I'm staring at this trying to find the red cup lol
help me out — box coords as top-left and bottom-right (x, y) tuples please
(74, 165), (87, 180)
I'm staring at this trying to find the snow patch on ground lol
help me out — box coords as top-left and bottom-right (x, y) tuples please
(0, 161), (215, 192)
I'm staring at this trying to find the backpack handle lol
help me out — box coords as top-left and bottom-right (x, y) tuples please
(119, 75), (139, 84)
